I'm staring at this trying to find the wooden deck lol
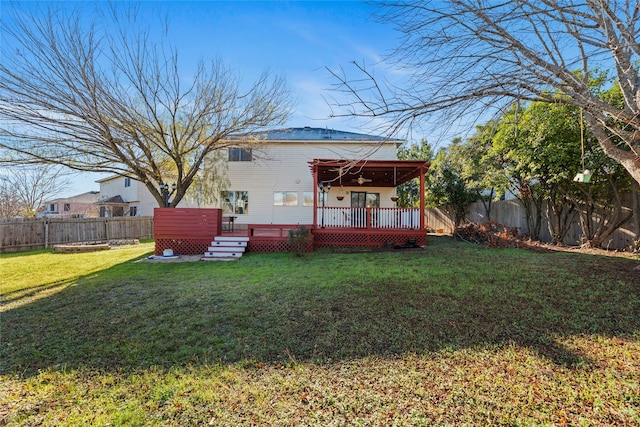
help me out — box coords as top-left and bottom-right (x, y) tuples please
(153, 207), (426, 255)
(231, 221), (426, 253)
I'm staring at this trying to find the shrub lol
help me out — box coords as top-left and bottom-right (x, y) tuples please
(288, 225), (311, 256)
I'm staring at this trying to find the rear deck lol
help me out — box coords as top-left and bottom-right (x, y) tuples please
(222, 206), (426, 253)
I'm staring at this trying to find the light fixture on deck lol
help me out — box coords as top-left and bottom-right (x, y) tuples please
(318, 181), (331, 228)
(159, 182), (177, 207)
(318, 181), (331, 193)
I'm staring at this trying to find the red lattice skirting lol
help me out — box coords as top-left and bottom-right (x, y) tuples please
(312, 229), (426, 248)
(248, 238), (314, 254)
(155, 238), (213, 256)
(247, 229), (426, 253)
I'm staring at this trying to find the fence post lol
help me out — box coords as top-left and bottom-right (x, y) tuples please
(44, 219), (49, 249)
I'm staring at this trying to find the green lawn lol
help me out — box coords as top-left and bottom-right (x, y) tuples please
(1, 238), (639, 426)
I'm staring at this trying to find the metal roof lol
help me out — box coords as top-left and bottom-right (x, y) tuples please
(237, 127), (403, 142)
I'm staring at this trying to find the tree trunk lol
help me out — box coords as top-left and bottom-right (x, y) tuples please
(632, 181), (640, 250)
(585, 113), (640, 186)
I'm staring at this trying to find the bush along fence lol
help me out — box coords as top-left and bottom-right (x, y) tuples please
(0, 216), (154, 252)
(425, 198), (639, 251)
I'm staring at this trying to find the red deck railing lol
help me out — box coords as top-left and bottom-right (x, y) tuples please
(247, 224), (313, 253)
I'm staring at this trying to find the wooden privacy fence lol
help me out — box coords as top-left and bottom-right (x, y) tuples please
(0, 216), (154, 252)
(425, 197), (639, 251)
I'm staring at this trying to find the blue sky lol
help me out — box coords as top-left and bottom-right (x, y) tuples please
(162, 0), (401, 129)
(4, 1), (413, 197)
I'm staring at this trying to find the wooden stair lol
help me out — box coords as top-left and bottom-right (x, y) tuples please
(202, 236), (249, 261)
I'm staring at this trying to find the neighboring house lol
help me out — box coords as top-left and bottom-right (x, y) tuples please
(95, 176), (157, 217)
(40, 191), (101, 217)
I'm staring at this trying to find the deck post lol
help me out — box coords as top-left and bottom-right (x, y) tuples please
(419, 165), (426, 230)
(313, 168), (318, 228)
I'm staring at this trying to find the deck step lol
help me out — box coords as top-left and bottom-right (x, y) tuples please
(201, 255), (240, 261)
(206, 246), (245, 253)
(214, 236), (250, 242)
(203, 235), (250, 260)
(203, 251), (243, 258)
(209, 240), (247, 247)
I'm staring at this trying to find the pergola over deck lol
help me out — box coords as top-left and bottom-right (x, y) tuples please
(309, 159), (430, 247)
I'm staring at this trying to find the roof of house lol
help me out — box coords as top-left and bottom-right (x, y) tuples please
(44, 191), (100, 204)
(237, 127), (404, 143)
(95, 195), (128, 205)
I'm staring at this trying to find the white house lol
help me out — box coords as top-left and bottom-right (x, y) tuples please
(95, 127), (413, 224)
(95, 176), (158, 217)
(218, 127), (403, 226)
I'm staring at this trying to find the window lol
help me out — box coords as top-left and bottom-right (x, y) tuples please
(124, 177), (131, 187)
(49, 203), (56, 212)
(129, 206), (138, 217)
(366, 193), (381, 208)
(302, 192), (314, 207)
(351, 192), (380, 208)
(63, 203), (71, 212)
(99, 206), (106, 217)
(273, 192), (298, 206)
(221, 191), (249, 214)
(228, 148), (252, 162)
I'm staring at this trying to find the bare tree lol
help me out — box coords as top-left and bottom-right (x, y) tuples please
(0, 165), (71, 218)
(0, 3), (291, 207)
(329, 1), (640, 184)
(0, 177), (21, 219)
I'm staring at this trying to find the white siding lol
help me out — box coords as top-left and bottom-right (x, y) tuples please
(213, 140), (399, 225)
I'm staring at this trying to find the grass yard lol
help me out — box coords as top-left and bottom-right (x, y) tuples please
(1, 237), (639, 426)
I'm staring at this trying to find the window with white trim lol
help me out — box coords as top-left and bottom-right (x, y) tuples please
(221, 191), (249, 214)
(302, 192), (314, 207)
(228, 148), (252, 162)
(273, 192), (298, 206)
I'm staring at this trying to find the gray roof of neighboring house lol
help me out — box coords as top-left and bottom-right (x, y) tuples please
(95, 195), (127, 205)
(237, 127), (403, 142)
(44, 191), (100, 204)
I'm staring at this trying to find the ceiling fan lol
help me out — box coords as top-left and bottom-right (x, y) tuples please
(352, 175), (372, 185)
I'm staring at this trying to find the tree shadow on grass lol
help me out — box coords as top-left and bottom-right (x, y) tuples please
(1, 240), (639, 377)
